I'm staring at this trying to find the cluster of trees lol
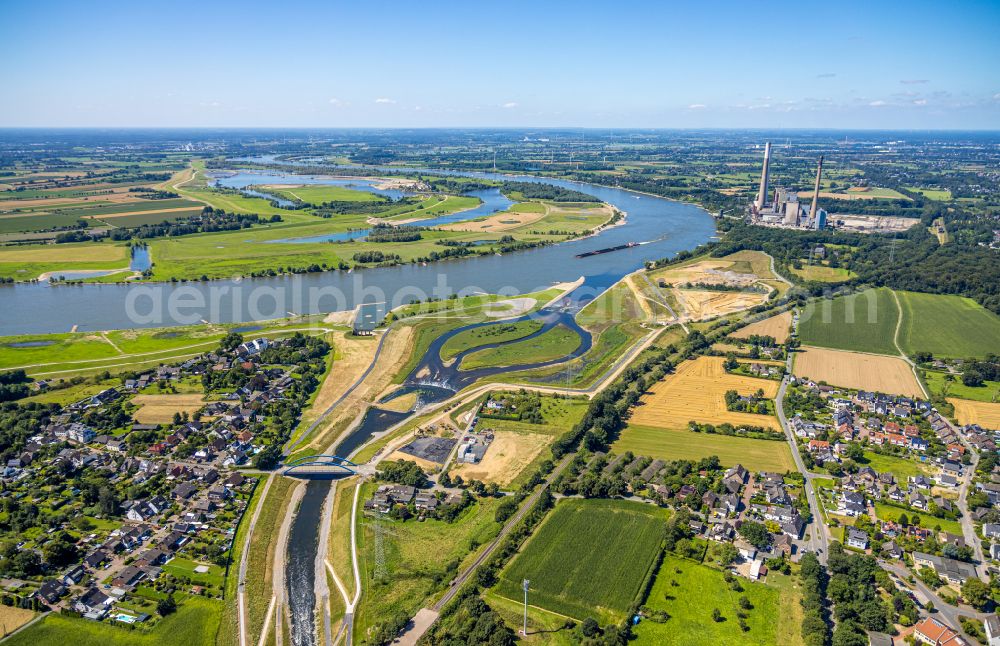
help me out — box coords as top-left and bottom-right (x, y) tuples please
(352, 250), (401, 264)
(0, 370), (31, 403)
(377, 459), (429, 487)
(825, 543), (917, 645)
(724, 389), (770, 414)
(480, 390), (544, 423)
(501, 181), (599, 203)
(424, 177), (495, 193)
(128, 187), (179, 199)
(959, 356), (999, 387)
(365, 223), (423, 243)
(799, 552), (830, 646)
(423, 590), (516, 645)
(108, 208), (280, 241)
(0, 402), (58, 462)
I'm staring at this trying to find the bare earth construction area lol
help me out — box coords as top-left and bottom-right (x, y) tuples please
(793, 346), (923, 397)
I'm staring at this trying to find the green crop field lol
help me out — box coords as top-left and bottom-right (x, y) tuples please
(906, 187), (953, 200)
(461, 323), (582, 370)
(440, 319), (543, 360)
(496, 498), (666, 624)
(613, 424), (795, 472)
(0, 212), (90, 234)
(633, 554), (785, 645)
(92, 209), (203, 228)
(4, 596), (222, 646)
(896, 291), (1000, 359)
(798, 288), (899, 355)
(267, 184), (382, 203)
(62, 198), (202, 217)
(923, 370), (1000, 403)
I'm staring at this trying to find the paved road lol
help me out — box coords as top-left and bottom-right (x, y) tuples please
(773, 307), (829, 563)
(950, 422), (987, 575)
(776, 372), (829, 563)
(880, 559), (989, 640)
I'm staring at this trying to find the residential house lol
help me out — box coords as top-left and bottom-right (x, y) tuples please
(912, 552), (977, 585)
(913, 616), (968, 645)
(846, 528), (869, 550)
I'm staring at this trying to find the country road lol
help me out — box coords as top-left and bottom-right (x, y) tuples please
(776, 371), (830, 562)
(774, 306), (829, 563)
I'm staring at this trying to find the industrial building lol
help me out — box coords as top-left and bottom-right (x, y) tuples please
(749, 142), (826, 230)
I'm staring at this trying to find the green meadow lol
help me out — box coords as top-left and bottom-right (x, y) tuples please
(798, 288), (899, 355)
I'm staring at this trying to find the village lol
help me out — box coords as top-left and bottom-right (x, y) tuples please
(0, 333), (329, 626)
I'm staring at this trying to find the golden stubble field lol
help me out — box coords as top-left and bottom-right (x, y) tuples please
(131, 394), (207, 423)
(731, 311), (792, 344)
(793, 346), (923, 397)
(949, 399), (1000, 429)
(629, 356), (780, 431)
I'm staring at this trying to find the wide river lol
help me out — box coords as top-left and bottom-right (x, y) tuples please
(0, 168), (715, 336)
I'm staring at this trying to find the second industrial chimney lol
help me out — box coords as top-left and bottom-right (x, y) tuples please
(809, 155), (824, 223)
(756, 142), (772, 209)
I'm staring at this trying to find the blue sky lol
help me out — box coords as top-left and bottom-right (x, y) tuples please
(2, 0), (999, 129)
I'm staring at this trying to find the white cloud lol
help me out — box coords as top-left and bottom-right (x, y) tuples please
(329, 98), (349, 107)
(688, 103), (707, 110)
(501, 102), (519, 109)
(374, 97), (396, 104)
(900, 79), (929, 85)
(994, 93), (1000, 101)
(869, 100), (887, 107)
(912, 99), (927, 106)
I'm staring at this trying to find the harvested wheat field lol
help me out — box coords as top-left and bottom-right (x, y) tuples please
(793, 346), (923, 397)
(732, 311), (792, 343)
(674, 289), (769, 320)
(131, 394), (207, 423)
(948, 399), (1000, 430)
(449, 430), (551, 486)
(0, 605), (36, 633)
(630, 356), (779, 431)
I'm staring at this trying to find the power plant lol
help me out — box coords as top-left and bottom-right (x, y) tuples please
(749, 142), (826, 230)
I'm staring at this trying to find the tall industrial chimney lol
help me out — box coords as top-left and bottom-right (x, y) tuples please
(756, 142), (772, 209)
(809, 155), (824, 223)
